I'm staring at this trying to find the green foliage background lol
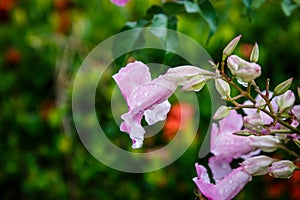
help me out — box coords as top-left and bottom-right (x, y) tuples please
(0, 0), (299, 199)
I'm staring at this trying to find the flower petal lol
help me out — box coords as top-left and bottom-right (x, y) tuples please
(144, 100), (171, 125)
(120, 111), (144, 149)
(127, 76), (176, 109)
(193, 164), (221, 200)
(211, 110), (254, 158)
(208, 156), (232, 183)
(218, 110), (243, 134)
(215, 167), (252, 200)
(292, 105), (300, 120)
(113, 61), (151, 103)
(193, 163), (252, 200)
(111, 0), (129, 6)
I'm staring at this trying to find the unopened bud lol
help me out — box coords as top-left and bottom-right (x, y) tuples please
(233, 130), (252, 136)
(274, 77), (293, 96)
(298, 87), (300, 100)
(215, 78), (231, 98)
(165, 66), (215, 83)
(243, 112), (265, 133)
(249, 135), (280, 152)
(236, 61), (261, 83)
(213, 106), (231, 120)
(276, 90), (295, 113)
(227, 55), (261, 86)
(242, 155), (276, 176)
(181, 75), (207, 92)
(268, 160), (296, 179)
(250, 43), (259, 63)
(222, 35), (242, 61)
(227, 55), (242, 75)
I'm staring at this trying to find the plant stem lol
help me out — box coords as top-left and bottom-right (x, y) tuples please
(279, 144), (300, 158)
(259, 108), (300, 134)
(251, 80), (276, 114)
(269, 129), (294, 134)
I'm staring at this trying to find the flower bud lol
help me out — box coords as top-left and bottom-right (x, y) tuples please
(249, 135), (281, 152)
(276, 90), (295, 113)
(227, 55), (261, 86)
(181, 75), (207, 92)
(165, 66), (215, 83)
(250, 43), (259, 63)
(233, 130), (252, 136)
(227, 55), (242, 75)
(268, 160), (296, 179)
(235, 62), (261, 83)
(243, 112), (265, 133)
(242, 155), (276, 176)
(298, 87), (300, 100)
(222, 35), (242, 60)
(213, 106), (231, 120)
(274, 77), (293, 96)
(215, 78), (230, 98)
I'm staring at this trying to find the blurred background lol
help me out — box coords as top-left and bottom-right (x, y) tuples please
(0, 0), (300, 199)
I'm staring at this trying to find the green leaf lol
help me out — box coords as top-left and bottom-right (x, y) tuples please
(198, 0), (218, 43)
(242, 0), (253, 19)
(151, 14), (168, 39)
(252, 0), (266, 9)
(294, 0), (300, 5)
(165, 16), (179, 62)
(281, 0), (299, 16)
(162, 2), (185, 15)
(184, 1), (200, 13)
(242, 0), (253, 10)
(146, 5), (165, 18)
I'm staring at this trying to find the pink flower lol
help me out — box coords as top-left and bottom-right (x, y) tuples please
(113, 61), (211, 148)
(210, 110), (254, 159)
(113, 61), (175, 148)
(193, 163), (252, 200)
(194, 155), (277, 200)
(111, 0), (129, 6)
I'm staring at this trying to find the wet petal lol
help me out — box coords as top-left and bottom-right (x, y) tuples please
(218, 110), (243, 134)
(214, 167), (252, 200)
(193, 163), (251, 200)
(113, 61), (151, 103)
(120, 111), (144, 149)
(127, 76), (176, 110)
(144, 100), (171, 125)
(208, 156), (232, 183)
(211, 110), (254, 158)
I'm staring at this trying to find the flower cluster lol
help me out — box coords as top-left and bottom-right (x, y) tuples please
(193, 35), (300, 199)
(113, 35), (300, 199)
